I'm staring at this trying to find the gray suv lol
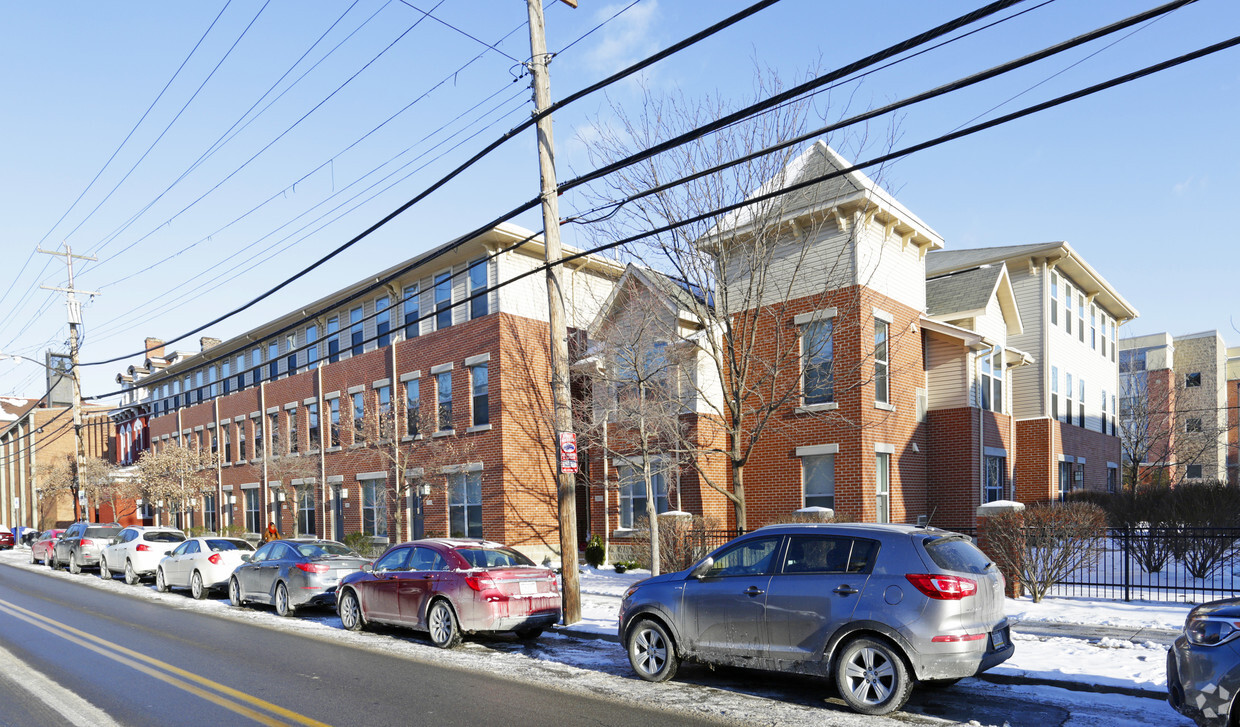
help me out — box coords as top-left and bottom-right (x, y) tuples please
(618, 523), (1013, 716)
(53, 521), (122, 574)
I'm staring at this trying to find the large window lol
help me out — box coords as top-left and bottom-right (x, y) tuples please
(471, 363), (489, 427)
(980, 348), (1002, 412)
(1058, 460), (1073, 501)
(874, 319), (889, 405)
(1107, 467), (1118, 493)
(306, 324), (319, 369)
(245, 490), (260, 534)
(268, 340), (279, 380)
(377, 385), (391, 430)
(619, 466), (668, 529)
(1065, 373), (1074, 426)
(802, 453), (835, 509)
(403, 284), (420, 339)
(298, 487), (316, 536)
(286, 334), (297, 375)
(375, 296), (391, 348)
(802, 319), (834, 405)
(448, 471), (482, 538)
(1051, 366), (1060, 421)
(350, 306), (364, 357)
(288, 406), (299, 453)
(984, 455), (1005, 504)
(362, 479), (387, 537)
(435, 271), (453, 330)
(437, 371), (453, 432)
(203, 495), (216, 533)
(352, 392), (365, 442)
(1078, 378), (1086, 429)
(1049, 271), (1058, 325)
(405, 379), (420, 437)
(327, 316), (340, 363)
(875, 452), (889, 523)
(307, 402), (319, 449)
(328, 397), (341, 448)
(469, 258), (488, 319)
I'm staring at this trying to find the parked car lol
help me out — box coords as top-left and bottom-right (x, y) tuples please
(100, 526), (187, 584)
(337, 538), (561, 648)
(0, 530), (14, 550)
(1167, 597), (1240, 727)
(30, 529), (65, 565)
(618, 523), (1013, 716)
(53, 522), (122, 574)
(157, 537), (256, 599)
(229, 539), (369, 617)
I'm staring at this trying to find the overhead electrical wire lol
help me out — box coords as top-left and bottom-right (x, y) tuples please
(395, 0), (522, 64)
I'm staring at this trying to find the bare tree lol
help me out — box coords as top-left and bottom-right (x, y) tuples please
(136, 442), (219, 528)
(1119, 371), (1229, 489)
(78, 457), (136, 522)
(579, 70), (895, 529)
(980, 502), (1107, 603)
(35, 454), (76, 527)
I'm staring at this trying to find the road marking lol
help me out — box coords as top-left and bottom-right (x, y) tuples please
(0, 640), (123, 727)
(0, 597), (331, 727)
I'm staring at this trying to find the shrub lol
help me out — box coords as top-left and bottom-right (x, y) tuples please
(768, 510), (848, 525)
(343, 531), (377, 557)
(979, 502), (1107, 603)
(218, 523), (247, 538)
(629, 514), (720, 574)
(584, 535), (605, 568)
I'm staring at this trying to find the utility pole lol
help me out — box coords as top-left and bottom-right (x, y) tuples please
(39, 244), (99, 522)
(526, 0), (580, 625)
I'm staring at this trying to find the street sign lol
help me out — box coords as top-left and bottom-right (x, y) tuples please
(558, 432), (578, 474)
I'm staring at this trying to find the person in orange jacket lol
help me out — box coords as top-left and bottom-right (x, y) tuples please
(263, 522), (281, 543)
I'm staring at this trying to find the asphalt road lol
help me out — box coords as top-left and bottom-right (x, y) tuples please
(0, 563), (721, 727)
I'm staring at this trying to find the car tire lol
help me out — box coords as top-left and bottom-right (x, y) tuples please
(124, 560), (140, 586)
(30, 548), (37, 565)
(274, 582), (294, 617)
(514, 627), (543, 642)
(626, 618), (679, 683)
(48, 552), (56, 569)
(191, 571), (208, 600)
(427, 600), (461, 649)
(69, 552), (82, 575)
(99, 556), (111, 580)
(229, 577), (245, 608)
(834, 636), (913, 716)
(155, 567), (170, 593)
(339, 590), (366, 632)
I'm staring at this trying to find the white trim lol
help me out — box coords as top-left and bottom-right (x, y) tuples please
(399, 370), (421, 383)
(874, 402), (896, 412)
(302, 397), (317, 406)
(347, 385), (365, 395)
(984, 446), (1008, 458)
(795, 402), (838, 414)
(796, 444), (839, 457)
(324, 391), (341, 400)
(430, 362), (453, 375)
(356, 471), (387, 481)
(372, 378), (390, 389)
(466, 424), (493, 434)
(874, 443), (895, 454)
(404, 467), (425, 479)
(872, 307), (894, 323)
(249, 410), (260, 419)
(440, 461), (484, 474)
(326, 475), (344, 484)
(464, 353), (490, 367)
(266, 406), (280, 414)
(240, 482), (260, 490)
(793, 307), (837, 326)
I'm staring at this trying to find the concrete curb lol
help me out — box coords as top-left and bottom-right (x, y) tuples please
(977, 672), (1164, 701)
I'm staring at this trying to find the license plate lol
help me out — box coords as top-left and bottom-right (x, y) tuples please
(991, 627), (1009, 651)
(519, 580), (537, 595)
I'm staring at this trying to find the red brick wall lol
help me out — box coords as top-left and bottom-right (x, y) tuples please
(1015, 417), (1120, 503)
(926, 407), (1014, 529)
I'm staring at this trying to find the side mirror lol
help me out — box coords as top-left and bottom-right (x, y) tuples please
(164, 550), (173, 557)
(689, 557), (715, 580)
(361, 563), (373, 573)
(241, 554), (252, 563)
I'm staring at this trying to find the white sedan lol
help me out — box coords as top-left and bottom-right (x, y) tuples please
(157, 537), (255, 600)
(100, 526), (187, 585)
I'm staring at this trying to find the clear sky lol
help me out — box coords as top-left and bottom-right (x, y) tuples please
(1, 0), (1237, 402)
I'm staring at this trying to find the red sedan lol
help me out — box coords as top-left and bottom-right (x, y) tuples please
(0, 530), (14, 550)
(337, 539), (561, 648)
(30, 529), (65, 565)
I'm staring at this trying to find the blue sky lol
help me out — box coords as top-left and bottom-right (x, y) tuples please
(1, 0), (1237, 401)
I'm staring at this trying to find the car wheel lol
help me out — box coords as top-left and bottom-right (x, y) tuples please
(427, 600), (461, 649)
(339, 590), (366, 632)
(124, 560), (140, 585)
(274, 582), (294, 617)
(834, 636), (913, 716)
(190, 571), (209, 600)
(155, 567), (170, 593)
(69, 552), (82, 575)
(30, 548), (37, 565)
(48, 552), (56, 569)
(514, 627), (543, 642)
(229, 577), (245, 608)
(626, 618), (678, 682)
(99, 557), (111, 580)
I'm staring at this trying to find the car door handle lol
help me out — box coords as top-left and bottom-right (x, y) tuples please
(744, 586), (765, 597)
(833, 585), (860, 595)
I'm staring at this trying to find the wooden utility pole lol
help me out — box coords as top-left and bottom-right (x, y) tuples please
(38, 244), (98, 522)
(526, 0), (580, 625)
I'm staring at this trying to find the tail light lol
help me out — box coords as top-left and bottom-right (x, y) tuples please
(465, 574), (496, 592)
(136, 544), (151, 552)
(906, 573), (977, 600)
(295, 563), (329, 574)
(80, 538), (94, 547)
(931, 633), (986, 643)
(208, 553), (222, 565)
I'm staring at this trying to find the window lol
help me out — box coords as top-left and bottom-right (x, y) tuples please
(245, 491), (260, 534)
(208, 366), (218, 398)
(361, 300), (385, 353)
(222, 360), (231, 395)
(327, 317), (340, 363)
(802, 453), (835, 509)
(1049, 271), (1058, 325)
(328, 397), (341, 448)
(703, 537), (780, 578)
(238, 422), (247, 461)
(874, 319), (889, 405)
(377, 385), (391, 430)
(435, 271), (453, 330)
(1058, 460), (1073, 501)
(286, 334), (297, 376)
(1100, 390), (1108, 434)
(448, 470), (482, 538)
(469, 258), (489, 319)
(1111, 395), (1117, 435)
(403, 284), (420, 339)
(405, 379), (420, 437)
(1064, 284), (1072, 335)
(236, 354), (246, 391)
(619, 466), (668, 529)
(1111, 324), (1117, 363)
(352, 392), (365, 442)
(298, 487), (316, 535)
(471, 363), (489, 427)
(1078, 293), (1086, 343)
(254, 416), (264, 458)
(223, 427), (232, 464)
(252, 348), (263, 383)
(288, 407), (299, 453)
(802, 319), (834, 405)
(350, 306), (364, 357)
(1119, 348), (1146, 373)
(1078, 378), (1086, 428)
(203, 494), (216, 533)
(1051, 366), (1060, 421)
(1090, 306), (1097, 350)
(1186, 417), (1203, 433)
(984, 456), (1005, 503)
(306, 325), (319, 369)
(1100, 317), (1107, 358)
(875, 452), (889, 523)
(210, 430), (218, 458)
(1187, 464), (1203, 479)
(782, 536), (876, 574)
(268, 341), (280, 380)
(1107, 467), (1117, 493)
(980, 348), (1002, 412)
(1064, 373), (1074, 426)
(362, 480), (387, 537)
(1119, 396), (1135, 419)
(437, 371), (453, 431)
(268, 412), (280, 455)
(1185, 372), (1202, 388)
(308, 402), (319, 449)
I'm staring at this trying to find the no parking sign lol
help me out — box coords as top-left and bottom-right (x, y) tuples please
(558, 432), (578, 474)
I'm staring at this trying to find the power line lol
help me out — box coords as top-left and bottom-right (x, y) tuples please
(395, 0), (522, 64)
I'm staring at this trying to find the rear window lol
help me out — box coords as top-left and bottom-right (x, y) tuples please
(296, 542), (358, 558)
(147, 532), (186, 543)
(922, 536), (991, 574)
(85, 526), (122, 538)
(455, 547), (534, 568)
(205, 539), (253, 552)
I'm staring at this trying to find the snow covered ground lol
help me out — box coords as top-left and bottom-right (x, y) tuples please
(0, 549), (1198, 726)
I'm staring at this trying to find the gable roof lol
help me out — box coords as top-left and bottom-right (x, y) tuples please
(587, 264), (709, 337)
(925, 263), (1023, 337)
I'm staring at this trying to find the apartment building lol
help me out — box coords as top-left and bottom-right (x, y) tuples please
(110, 224), (620, 561)
(1119, 330), (1232, 485)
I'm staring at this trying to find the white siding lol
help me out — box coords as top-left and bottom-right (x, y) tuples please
(926, 332), (969, 410)
(854, 224), (926, 312)
(1008, 265), (1046, 419)
(495, 249), (615, 329)
(974, 296), (1009, 348)
(1041, 269), (1120, 431)
(721, 222), (854, 313)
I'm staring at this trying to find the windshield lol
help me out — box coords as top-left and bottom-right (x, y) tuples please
(147, 532), (187, 543)
(455, 547), (535, 569)
(923, 535), (992, 574)
(205, 539), (253, 552)
(85, 526), (122, 538)
(296, 542), (358, 558)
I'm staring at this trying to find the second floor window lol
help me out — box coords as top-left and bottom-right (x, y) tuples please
(437, 371), (453, 431)
(874, 319), (889, 405)
(269, 341), (280, 380)
(376, 297), (391, 348)
(350, 307), (364, 357)
(1051, 365), (1059, 421)
(327, 317), (340, 363)
(981, 349), (1002, 413)
(308, 402), (319, 449)
(471, 364), (489, 427)
(435, 272), (453, 330)
(288, 407), (299, 453)
(238, 422), (247, 461)
(352, 392), (365, 441)
(1049, 271), (1058, 325)
(405, 379), (420, 437)
(329, 398), (341, 447)
(403, 284), (420, 339)
(469, 258), (489, 319)
(802, 319), (833, 405)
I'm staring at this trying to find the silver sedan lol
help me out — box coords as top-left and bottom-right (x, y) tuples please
(229, 539), (370, 617)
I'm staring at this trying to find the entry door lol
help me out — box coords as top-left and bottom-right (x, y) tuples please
(333, 488), (344, 541)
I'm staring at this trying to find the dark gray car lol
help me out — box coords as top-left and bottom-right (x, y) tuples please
(1168, 597), (1240, 727)
(228, 539), (370, 617)
(53, 522), (122, 574)
(618, 523), (1013, 716)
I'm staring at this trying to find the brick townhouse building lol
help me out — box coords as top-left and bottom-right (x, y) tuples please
(110, 223), (620, 562)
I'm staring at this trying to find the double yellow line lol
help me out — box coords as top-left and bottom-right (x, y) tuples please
(0, 597), (330, 727)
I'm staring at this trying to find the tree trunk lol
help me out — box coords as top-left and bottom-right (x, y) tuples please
(731, 458), (747, 531)
(645, 456), (660, 577)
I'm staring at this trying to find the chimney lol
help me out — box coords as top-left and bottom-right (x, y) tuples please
(144, 337), (165, 360)
(200, 336), (222, 352)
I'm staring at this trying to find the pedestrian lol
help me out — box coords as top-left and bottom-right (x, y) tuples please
(263, 522), (281, 543)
